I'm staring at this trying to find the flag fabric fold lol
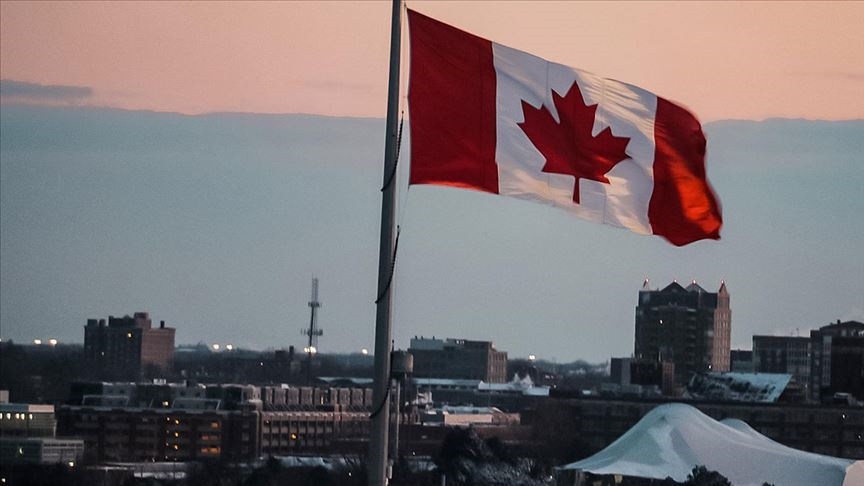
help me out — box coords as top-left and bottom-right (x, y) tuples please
(407, 9), (722, 246)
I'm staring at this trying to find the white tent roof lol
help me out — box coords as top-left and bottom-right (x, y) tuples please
(560, 403), (858, 486)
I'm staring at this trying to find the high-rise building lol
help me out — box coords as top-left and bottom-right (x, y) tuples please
(809, 320), (864, 402)
(752, 335), (810, 392)
(84, 312), (175, 380)
(634, 280), (731, 386)
(408, 337), (508, 383)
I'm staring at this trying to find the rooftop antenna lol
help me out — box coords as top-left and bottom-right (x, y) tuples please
(302, 277), (323, 384)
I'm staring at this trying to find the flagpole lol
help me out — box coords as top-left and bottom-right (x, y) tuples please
(369, 0), (402, 484)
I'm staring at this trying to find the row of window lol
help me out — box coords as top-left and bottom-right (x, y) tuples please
(0, 412), (35, 420)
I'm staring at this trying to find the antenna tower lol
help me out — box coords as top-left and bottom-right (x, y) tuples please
(303, 278), (323, 383)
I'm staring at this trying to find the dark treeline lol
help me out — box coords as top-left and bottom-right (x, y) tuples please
(0, 342), (372, 404)
(0, 342), (86, 404)
(0, 341), (607, 405)
(0, 434), (745, 486)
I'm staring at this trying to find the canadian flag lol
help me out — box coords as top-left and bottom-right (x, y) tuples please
(407, 9), (722, 246)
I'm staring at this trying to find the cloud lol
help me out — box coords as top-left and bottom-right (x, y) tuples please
(0, 79), (93, 103)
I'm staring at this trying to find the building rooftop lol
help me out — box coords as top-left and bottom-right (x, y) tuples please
(687, 372), (791, 403)
(0, 403), (54, 414)
(818, 320), (864, 334)
(317, 377), (374, 386)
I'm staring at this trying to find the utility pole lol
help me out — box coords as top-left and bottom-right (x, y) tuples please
(303, 277), (323, 385)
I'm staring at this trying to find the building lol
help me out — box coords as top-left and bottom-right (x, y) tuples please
(634, 280), (731, 387)
(752, 335), (810, 394)
(810, 320), (864, 403)
(57, 405), (258, 462)
(610, 357), (671, 390)
(411, 377), (548, 413)
(409, 337), (508, 383)
(686, 372), (793, 402)
(533, 393), (864, 460)
(172, 345), (302, 384)
(258, 383), (372, 455)
(0, 403), (56, 438)
(609, 358), (632, 386)
(0, 403), (84, 465)
(606, 357), (673, 397)
(419, 406), (519, 427)
(84, 312), (175, 380)
(61, 381), (262, 462)
(57, 380), (375, 461)
(730, 350), (754, 373)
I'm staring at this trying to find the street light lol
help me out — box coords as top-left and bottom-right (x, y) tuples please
(33, 339), (42, 345)
(528, 354), (536, 362)
(48, 339), (58, 346)
(361, 348), (369, 356)
(211, 344), (220, 351)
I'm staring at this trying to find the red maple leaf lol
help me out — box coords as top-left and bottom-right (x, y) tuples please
(518, 82), (630, 204)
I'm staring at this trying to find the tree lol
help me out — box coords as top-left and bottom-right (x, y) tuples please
(435, 427), (549, 486)
(685, 466), (732, 486)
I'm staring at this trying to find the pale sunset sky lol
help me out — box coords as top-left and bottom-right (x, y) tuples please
(2, 1), (862, 120)
(1, 2), (862, 360)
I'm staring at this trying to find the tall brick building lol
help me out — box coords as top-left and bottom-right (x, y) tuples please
(84, 312), (175, 380)
(634, 280), (731, 386)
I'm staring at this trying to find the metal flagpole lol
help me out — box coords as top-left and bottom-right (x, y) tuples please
(369, 0), (402, 484)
